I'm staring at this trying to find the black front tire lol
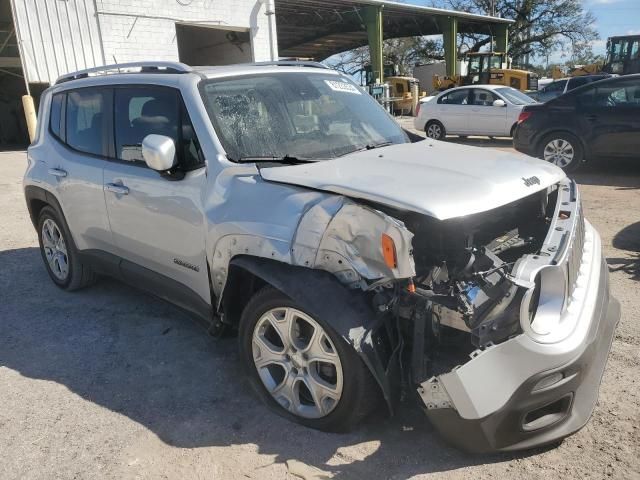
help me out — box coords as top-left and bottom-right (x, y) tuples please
(37, 206), (96, 291)
(238, 286), (379, 432)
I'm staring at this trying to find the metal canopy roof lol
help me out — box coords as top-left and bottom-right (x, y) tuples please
(275, 0), (513, 60)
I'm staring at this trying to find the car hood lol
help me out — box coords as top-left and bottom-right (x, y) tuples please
(259, 140), (566, 220)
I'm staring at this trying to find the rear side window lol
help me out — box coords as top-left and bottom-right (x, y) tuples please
(66, 89), (108, 156)
(49, 93), (64, 140)
(439, 89), (469, 105)
(114, 86), (202, 169)
(546, 80), (567, 93)
(568, 77), (589, 90)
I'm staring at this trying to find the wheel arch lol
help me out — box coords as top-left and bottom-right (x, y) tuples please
(24, 185), (66, 229)
(222, 255), (398, 412)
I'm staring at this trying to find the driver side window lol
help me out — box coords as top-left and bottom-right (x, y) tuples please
(471, 89), (498, 106)
(114, 86), (203, 169)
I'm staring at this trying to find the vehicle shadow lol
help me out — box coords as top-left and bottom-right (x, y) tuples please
(573, 159), (640, 189)
(607, 221), (640, 281)
(0, 247), (548, 478)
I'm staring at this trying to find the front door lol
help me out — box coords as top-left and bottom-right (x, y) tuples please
(470, 89), (508, 135)
(102, 85), (211, 306)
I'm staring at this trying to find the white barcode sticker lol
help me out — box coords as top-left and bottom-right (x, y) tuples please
(324, 80), (362, 95)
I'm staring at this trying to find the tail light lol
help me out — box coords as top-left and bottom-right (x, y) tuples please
(518, 111), (533, 124)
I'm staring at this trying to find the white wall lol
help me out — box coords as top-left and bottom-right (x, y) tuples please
(95, 0), (275, 66)
(11, 0), (105, 84)
(11, 0), (278, 85)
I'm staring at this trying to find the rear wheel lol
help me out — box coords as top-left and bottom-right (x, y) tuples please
(239, 287), (378, 432)
(539, 132), (583, 172)
(37, 206), (96, 290)
(425, 120), (445, 140)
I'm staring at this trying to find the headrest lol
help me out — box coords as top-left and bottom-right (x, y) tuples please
(141, 99), (168, 118)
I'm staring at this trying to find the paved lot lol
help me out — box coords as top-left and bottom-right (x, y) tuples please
(1, 144), (639, 479)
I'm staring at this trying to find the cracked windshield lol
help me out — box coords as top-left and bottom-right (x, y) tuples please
(202, 72), (408, 162)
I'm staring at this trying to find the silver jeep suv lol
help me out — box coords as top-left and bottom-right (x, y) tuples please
(24, 61), (620, 452)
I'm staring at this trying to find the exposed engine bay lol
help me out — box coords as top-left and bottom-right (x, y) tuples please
(369, 185), (559, 383)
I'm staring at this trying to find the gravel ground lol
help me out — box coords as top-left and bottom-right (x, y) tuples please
(1, 143), (638, 479)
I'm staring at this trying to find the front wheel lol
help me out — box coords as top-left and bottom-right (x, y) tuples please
(539, 132), (584, 172)
(238, 287), (378, 432)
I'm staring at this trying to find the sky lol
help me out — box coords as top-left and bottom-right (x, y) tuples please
(399, 0), (640, 62)
(583, 0), (640, 55)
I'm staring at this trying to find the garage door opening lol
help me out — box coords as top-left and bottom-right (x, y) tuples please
(176, 24), (253, 66)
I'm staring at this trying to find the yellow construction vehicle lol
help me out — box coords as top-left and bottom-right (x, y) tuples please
(362, 64), (425, 115)
(433, 52), (538, 93)
(550, 34), (640, 79)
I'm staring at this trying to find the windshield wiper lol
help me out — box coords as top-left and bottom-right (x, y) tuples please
(337, 141), (395, 158)
(228, 154), (314, 164)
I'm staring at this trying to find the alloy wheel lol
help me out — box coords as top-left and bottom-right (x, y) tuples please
(543, 138), (575, 168)
(41, 218), (69, 281)
(252, 307), (343, 419)
(426, 123), (442, 139)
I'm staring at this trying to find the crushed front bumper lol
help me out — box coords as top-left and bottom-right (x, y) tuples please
(419, 221), (620, 453)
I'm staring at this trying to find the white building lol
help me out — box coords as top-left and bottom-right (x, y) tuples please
(0, 0), (276, 145)
(10, 0), (278, 85)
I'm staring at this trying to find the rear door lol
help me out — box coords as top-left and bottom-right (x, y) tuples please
(102, 85), (211, 306)
(576, 78), (640, 158)
(46, 87), (114, 253)
(469, 88), (507, 135)
(435, 88), (471, 134)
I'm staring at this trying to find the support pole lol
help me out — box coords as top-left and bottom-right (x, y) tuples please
(22, 95), (37, 142)
(362, 5), (384, 83)
(438, 17), (458, 77)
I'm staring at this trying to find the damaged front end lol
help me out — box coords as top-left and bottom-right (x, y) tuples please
(307, 177), (618, 452)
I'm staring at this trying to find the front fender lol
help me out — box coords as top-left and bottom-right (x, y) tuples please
(230, 255), (400, 413)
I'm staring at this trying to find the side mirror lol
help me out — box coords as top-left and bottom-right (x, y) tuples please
(142, 134), (177, 172)
(493, 99), (506, 107)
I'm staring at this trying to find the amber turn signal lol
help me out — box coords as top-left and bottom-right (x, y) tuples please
(381, 233), (398, 269)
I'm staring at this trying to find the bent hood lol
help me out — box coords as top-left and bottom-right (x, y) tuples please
(259, 140), (566, 220)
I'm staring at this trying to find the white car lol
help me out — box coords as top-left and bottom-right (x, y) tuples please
(414, 85), (537, 139)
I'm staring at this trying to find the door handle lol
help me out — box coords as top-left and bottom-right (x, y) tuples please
(48, 168), (67, 178)
(105, 183), (129, 195)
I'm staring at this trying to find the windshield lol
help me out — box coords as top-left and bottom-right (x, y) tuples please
(201, 72), (408, 162)
(495, 87), (537, 105)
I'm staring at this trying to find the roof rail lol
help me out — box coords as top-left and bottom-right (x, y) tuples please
(55, 61), (192, 85)
(246, 61), (330, 70)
